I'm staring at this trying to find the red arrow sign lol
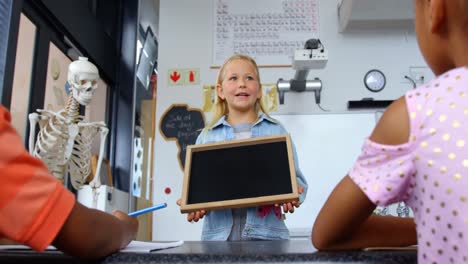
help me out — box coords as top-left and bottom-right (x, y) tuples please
(170, 71), (181, 82)
(189, 71), (194, 82)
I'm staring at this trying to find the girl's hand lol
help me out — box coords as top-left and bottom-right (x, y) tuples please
(176, 198), (206, 222)
(275, 185), (304, 214)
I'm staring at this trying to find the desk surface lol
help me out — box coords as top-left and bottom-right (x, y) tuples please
(0, 240), (417, 264)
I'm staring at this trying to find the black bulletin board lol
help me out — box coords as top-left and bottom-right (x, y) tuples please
(160, 104), (205, 170)
(180, 135), (298, 213)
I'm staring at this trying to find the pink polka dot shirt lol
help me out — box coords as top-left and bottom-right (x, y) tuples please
(349, 66), (468, 263)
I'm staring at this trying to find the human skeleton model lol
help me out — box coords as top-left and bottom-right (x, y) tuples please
(29, 57), (108, 207)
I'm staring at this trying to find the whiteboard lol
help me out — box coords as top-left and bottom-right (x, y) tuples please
(272, 112), (377, 237)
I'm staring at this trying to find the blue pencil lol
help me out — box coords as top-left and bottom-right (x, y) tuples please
(128, 202), (167, 217)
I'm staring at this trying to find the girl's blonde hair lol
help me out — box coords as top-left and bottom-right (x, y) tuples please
(207, 54), (269, 128)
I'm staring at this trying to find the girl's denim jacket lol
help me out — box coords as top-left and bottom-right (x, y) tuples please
(196, 113), (308, 240)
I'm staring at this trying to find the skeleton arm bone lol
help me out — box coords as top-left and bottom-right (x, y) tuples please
(28, 113), (40, 155)
(78, 121), (106, 127)
(77, 122), (108, 189)
(91, 126), (109, 188)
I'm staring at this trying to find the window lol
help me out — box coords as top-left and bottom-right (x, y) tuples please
(10, 14), (36, 140)
(43, 42), (71, 112)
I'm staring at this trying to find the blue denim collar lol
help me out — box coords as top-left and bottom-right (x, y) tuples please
(211, 113), (277, 129)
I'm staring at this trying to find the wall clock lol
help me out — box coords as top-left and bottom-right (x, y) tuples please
(364, 69), (386, 92)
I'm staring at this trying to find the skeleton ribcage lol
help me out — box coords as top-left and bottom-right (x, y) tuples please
(33, 115), (70, 179)
(68, 125), (99, 189)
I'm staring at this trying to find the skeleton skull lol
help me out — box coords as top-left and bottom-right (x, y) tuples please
(68, 57), (99, 106)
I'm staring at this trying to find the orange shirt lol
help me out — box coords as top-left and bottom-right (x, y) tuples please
(0, 105), (75, 251)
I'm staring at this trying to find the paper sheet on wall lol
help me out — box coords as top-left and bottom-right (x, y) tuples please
(213, 0), (319, 66)
(0, 240), (184, 253)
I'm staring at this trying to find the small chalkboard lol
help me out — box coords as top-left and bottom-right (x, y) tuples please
(180, 135), (298, 213)
(160, 104), (205, 170)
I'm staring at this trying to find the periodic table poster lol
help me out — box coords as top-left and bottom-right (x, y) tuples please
(213, 0), (319, 67)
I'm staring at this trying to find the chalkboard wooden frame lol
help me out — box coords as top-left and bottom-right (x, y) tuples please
(180, 135), (298, 213)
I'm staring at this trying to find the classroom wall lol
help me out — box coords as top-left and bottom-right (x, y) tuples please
(152, 0), (430, 241)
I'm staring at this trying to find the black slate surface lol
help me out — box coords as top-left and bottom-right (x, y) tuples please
(0, 240), (417, 264)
